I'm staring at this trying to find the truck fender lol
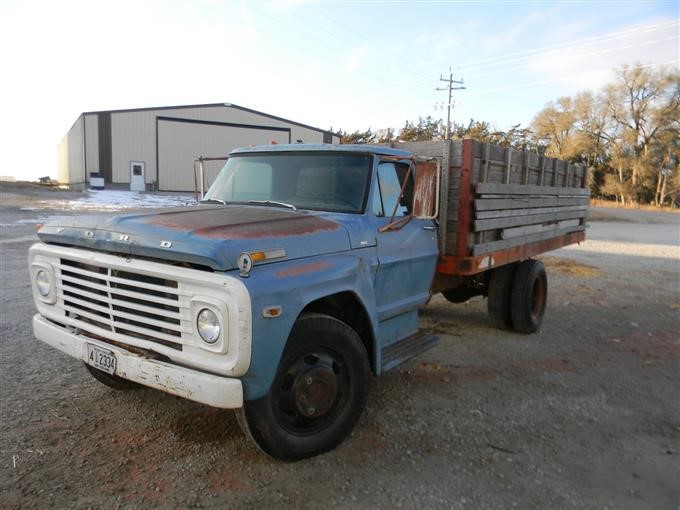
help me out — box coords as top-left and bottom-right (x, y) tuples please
(238, 253), (379, 401)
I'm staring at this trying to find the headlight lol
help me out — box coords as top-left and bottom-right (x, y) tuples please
(197, 308), (220, 344)
(36, 270), (51, 297)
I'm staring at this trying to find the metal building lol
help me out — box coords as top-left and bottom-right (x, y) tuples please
(57, 103), (339, 192)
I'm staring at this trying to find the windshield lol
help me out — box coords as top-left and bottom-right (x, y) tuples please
(203, 153), (372, 213)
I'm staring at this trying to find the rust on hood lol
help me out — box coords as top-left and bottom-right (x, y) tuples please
(146, 207), (341, 239)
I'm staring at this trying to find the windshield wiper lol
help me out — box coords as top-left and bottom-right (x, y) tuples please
(247, 200), (297, 211)
(199, 198), (226, 205)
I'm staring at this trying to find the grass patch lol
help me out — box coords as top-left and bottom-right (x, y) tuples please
(540, 256), (603, 278)
(591, 198), (680, 213)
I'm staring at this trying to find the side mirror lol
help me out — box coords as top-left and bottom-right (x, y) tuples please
(412, 160), (439, 219)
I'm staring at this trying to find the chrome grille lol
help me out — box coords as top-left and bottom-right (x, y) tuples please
(58, 258), (185, 350)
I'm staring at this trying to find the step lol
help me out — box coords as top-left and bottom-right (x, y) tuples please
(381, 331), (439, 372)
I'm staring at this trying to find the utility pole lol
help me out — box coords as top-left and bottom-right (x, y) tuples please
(436, 68), (466, 139)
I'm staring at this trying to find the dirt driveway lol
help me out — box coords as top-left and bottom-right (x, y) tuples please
(1, 187), (678, 509)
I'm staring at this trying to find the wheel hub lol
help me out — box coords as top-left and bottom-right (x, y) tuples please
(293, 366), (338, 418)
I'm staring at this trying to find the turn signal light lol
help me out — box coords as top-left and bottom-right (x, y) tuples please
(250, 249), (286, 263)
(262, 306), (282, 318)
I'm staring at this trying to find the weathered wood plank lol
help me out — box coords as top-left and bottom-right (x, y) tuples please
(481, 143), (490, 182)
(475, 193), (587, 199)
(393, 140), (447, 155)
(565, 164), (572, 188)
(446, 194), (459, 208)
(522, 152), (529, 185)
(471, 226), (586, 256)
(475, 204), (588, 220)
(474, 196), (589, 211)
(504, 148), (512, 184)
(438, 141), (451, 254)
(476, 182), (589, 196)
(474, 209), (587, 231)
(501, 219), (580, 239)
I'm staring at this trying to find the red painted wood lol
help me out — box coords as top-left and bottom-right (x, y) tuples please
(436, 231), (585, 276)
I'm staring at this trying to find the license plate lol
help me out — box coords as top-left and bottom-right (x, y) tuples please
(86, 344), (117, 375)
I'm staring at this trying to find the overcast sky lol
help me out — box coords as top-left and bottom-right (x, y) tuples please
(0, 0), (678, 180)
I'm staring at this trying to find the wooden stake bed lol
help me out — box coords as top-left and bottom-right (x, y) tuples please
(388, 139), (589, 276)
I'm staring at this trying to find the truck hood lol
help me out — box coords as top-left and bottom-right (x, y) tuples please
(37, 205), (351, 271)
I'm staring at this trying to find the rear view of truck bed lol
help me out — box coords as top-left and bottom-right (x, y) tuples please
(392, 139), (589, 275)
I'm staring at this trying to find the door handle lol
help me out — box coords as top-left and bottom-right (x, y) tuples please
(423, 225), (436, 231)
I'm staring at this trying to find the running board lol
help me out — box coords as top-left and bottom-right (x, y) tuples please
(381, 332), (439, 372)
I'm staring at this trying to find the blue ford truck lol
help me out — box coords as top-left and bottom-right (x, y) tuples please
(29, 140), (589, 460)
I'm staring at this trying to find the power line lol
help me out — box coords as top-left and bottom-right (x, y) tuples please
(464, 59), (679, 96)
(436, 69), (466, 139)
(460, 19), (679, 70)
(393, 19), (679, 93)
(383, 48), (678, 110)
(465, 34), (680, 80)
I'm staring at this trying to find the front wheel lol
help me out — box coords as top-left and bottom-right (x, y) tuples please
(237, 314), (370, 461)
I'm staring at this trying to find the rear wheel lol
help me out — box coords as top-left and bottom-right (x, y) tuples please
(84, 364), (141, 390)
(487, 263), (517, 330)
(510, 259), (548, 334)
(237, 314), (370, 461)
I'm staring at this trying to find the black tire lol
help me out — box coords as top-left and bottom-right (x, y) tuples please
(510, 259), (548, 334)
(442, 286), (478, 304)
(487, 263), (517, 330)
(84, 363), (141, 390)
(237, 313), (370, 461)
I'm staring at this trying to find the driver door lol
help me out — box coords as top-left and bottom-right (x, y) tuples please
(369, 161), (438, 322)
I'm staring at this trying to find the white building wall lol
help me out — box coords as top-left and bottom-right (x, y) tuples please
(57, 133), (69, 184)
(57, 115), (85, 185)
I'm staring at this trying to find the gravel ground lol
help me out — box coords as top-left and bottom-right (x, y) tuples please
(1, 185), (679, 509)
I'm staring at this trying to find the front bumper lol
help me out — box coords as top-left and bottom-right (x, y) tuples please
(33, 314), (243, 409)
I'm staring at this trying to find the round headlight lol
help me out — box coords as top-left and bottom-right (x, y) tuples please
(197, 308), (220, 344)
(36, 270), (51, 297)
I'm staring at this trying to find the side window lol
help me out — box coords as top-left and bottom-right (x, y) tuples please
(375, 162), (409, 217)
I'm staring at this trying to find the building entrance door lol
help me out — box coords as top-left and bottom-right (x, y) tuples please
(130, 162), (145, 192)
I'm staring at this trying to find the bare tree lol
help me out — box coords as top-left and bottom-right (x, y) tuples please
(605, 65), (680, 202)
(532, 97), (580, 160)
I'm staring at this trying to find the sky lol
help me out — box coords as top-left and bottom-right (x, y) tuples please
(0, 0), (678, 180)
